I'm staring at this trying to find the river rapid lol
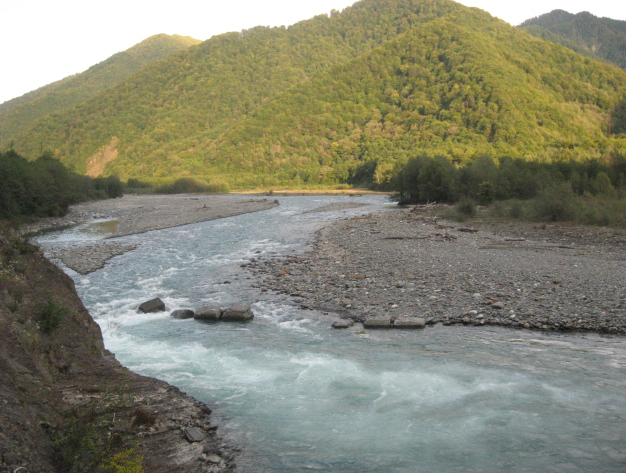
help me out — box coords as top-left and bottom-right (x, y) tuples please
(36, 195), (626, 473)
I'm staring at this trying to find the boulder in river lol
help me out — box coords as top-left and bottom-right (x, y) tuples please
(137, 297), (165, 313)
(221, 304), (254, 322)
(195, 306), (223, 322)
(171, 309), (195, 319)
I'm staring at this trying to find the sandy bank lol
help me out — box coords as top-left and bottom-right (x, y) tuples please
(248, 207), (626, 334)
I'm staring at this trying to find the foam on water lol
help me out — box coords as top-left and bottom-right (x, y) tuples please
(37, 195), (626, 473)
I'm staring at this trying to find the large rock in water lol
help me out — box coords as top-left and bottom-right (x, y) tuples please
(171, 309), (195, 319)
(137, 297), (165, 313)
(221, 304), (254, 322)
(195, 306), (223, 321)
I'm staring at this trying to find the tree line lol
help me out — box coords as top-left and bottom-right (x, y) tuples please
(0, 150), (123, 220)
(391, 152), (626, 205)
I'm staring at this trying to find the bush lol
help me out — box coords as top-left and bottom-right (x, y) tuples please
(508, 201), (524, 219)
(531, 184), (580, 222)
(477, 181), (496, 205)
(155, 178), (211, 194)
(39, 292), (66, 334)
(206, 178), (231, 193)
(396, 154), (459, 204)
(456, 198), (477, 218)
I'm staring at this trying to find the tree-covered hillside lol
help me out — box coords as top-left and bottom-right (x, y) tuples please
(520, 10), (626, 70)
(5, 0), (626, 189)
(0, 34), (200, 147)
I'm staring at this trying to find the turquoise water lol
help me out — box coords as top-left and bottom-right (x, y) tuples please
(37, 196), (626, 473)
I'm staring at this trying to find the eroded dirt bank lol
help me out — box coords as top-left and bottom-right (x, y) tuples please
(0, 232), (237, 472)
(248, 207), (626, 334)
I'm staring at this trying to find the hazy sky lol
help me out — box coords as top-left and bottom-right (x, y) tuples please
(1, 0), (625, 104)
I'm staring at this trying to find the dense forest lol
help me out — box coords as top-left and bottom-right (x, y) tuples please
(394, 151), (626, 203)
(3, 0), (626, 192)
(0, 150), (122, 220)
(520, 10), (626, 71)
(0, 34), (200, 148)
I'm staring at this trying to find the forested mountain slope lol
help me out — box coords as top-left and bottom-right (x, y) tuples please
(6, 0), (626, 189)
(520, 10), (626, 70)
(0, 34), (200, 147)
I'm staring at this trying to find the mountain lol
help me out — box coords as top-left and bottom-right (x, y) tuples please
(0, 34), (200, 147)
(5, 0), (626, 189)
(519, 10), (626, 70)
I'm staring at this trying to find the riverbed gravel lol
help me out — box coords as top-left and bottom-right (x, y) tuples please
(26, 194), (279, 274)
(247, 206), (626, 334)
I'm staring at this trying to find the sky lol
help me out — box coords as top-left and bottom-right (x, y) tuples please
(1, 0), (625, 105)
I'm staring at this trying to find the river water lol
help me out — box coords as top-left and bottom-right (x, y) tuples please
(36, 195), (626, 473)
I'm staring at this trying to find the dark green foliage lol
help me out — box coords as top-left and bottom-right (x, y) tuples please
(50, 405), (118, 473)
(39, 291), (66, 334)
(394, 154), (460, 204)
(0, 150), (123, 219)
(126, 178), (151, 189)
(520, 10), (626, 70)
(531, 184), (580, 222)
(154, 177), (212, 194)
(393, 154), (626, 205)
(455, 198), (477, 217)
(94, 176), (124, 198)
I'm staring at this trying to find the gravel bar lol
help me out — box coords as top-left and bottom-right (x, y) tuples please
(27, 194), (279, 274)
(247, 207), (626, 334)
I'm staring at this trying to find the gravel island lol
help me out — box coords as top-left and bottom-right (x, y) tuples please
(26, 194), (279, 274)
(248, 206), (626, 334)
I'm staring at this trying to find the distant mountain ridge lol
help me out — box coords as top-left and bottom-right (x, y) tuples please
(0, 34), (200, 146)
(4, 0), (626, 189)
(519, 10), (626, 70)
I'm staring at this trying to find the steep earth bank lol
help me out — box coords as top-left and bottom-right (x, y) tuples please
(247, 207), (626, 334)
(0, 230), (237, 472)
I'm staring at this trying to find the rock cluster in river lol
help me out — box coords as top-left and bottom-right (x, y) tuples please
(245, 208), (626, 334)
(137, 298), (255, 322)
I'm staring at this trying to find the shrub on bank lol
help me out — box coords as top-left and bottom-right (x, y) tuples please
(531, 184), (581, 222)
(154, 177), (230, 194)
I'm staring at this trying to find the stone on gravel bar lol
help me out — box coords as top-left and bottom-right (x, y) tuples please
(138, 298), (166, 313)
(195, 306), (223, 321)
(171, 310), (195, 319)
(363, 316), (392, 328)
(393, 317), (426, 329)
(332, 319), (354, 329)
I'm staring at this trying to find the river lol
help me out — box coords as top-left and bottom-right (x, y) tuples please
(35, 195), (626, 473)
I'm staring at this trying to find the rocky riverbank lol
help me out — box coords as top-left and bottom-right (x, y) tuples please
(26, 194), (279, 274)
(247, 206), (626, 334)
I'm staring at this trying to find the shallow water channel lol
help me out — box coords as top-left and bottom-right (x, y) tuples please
(36, 195), (626, 473)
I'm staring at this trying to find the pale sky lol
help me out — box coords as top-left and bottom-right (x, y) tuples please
(1, 0), (625, 105)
